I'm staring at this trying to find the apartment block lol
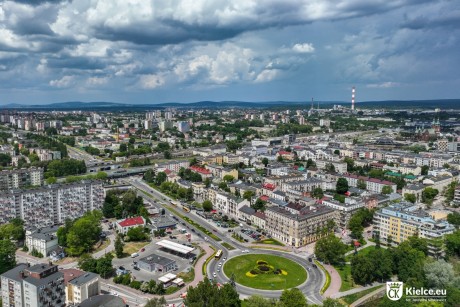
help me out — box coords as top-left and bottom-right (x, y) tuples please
(373, 202), (455, 252)
(343, 174), (397, 194)
(0, 181), (104, 229)
(321, 198), (364, 228)
(65, 272), (99, 306)
(0, 167), (44, 191)
(265, 204), (337, 247)
(1, 263), (65, 307)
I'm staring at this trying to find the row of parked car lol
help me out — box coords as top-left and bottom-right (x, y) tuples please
(241, 228), (263, 241)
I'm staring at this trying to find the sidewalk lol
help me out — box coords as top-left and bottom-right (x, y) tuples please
(332, 282), (383, 299)
(323, 264), (342, 298)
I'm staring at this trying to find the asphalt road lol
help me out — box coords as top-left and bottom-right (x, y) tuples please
(128, 177), (325, 305)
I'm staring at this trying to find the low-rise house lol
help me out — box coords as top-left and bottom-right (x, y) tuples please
(116, 216), (146, 235)
(25, 226), (59, 257)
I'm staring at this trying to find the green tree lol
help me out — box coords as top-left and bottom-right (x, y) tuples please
(184, 278), (241, 307)
(445, 230), (460, 257)
(343, 157), (355, 171)
(115, 236), (124, 258)
(223, 175), (235, 182)
(424, 260), (456, 289)
(45, 176), (57, 184)
(306, 158), (316, 168)
(334, 150), (340, 155)
(202, 200), (213, 212)
(393, 242), (426, 286)
(314, 233), (347, 265)
(422, 187), (439, 204)
(261, 157), (269, 167)
(404, 193), (417, 204)
(66, 212), (102, 256)
(145, 297), (167, 307)
(311, 187), (324, 199)
(357, 179), (367, 190)
(102, 190), (120, 218)
(78, 254), (98, 272)
(252, 198), (266, 212)
(447, 212), (460, 228)
(0, 240), (16, 274)
(421, 165), (429, 175)
(95, 171), (108, 180)
(126, 227), (147, 241)
(0, 219), (25, 241)
(155, 172), (167, 185)
(120, 143), (127, 152)
(336, 178), (349, 194)
(243, 295), (274, 307)
(278, 288), (307, 307)
(129, 137), (136, 144)
(96, 253), (113, 278)
(243, 190), (255, 201)
(381, 185), (393, 194)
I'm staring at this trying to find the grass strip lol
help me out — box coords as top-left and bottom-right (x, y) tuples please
(340, 285), (384, 305)
(202, 245), (217, 275)
(315, 260), (331, 295)
(221, 242), (235, 250)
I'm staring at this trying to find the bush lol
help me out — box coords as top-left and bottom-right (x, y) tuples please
(130, 281), (142, 290)
(257, 260), (268, 265)
(258, 265), (270, 272)
(250, 270), (258, 275)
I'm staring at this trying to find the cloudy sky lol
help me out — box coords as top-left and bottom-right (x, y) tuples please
(0, 0), (459, 105)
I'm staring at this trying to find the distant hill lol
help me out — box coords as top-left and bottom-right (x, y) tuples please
(1, 99), (459, 110)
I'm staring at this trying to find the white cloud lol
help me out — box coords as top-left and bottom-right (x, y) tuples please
(49, 75), (75, 88)
(87, 77), (109, 86)
(139, 74), (165, 89)
(367, 82), (400, 88)
(292, 43), (315, 53)
(255, 69), (280, 83)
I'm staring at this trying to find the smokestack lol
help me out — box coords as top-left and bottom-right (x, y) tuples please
(351, 86), (356, 111)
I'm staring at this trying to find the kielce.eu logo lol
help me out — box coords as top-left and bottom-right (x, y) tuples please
(387, 282), (403, 301)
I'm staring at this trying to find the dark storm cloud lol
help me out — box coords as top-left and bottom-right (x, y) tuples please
(46, 56), (106, 70)
(9, 0), (65, 6)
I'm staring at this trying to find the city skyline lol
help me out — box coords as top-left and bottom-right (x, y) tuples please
(0, 0), (459, 105)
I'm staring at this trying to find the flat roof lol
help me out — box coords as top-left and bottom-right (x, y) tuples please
(158, 273), (176, 283)
(156, 240), (194, 254)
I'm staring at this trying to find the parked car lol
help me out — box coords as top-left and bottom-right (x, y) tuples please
(131, 253), (139, 258)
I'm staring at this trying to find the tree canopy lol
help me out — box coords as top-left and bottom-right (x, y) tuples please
(314, 233), (347, 265)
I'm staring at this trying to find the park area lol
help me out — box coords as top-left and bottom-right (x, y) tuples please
(223, 254), (307, 290)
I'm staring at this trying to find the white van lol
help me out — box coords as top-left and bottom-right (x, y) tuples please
(131, 253), (139, 258)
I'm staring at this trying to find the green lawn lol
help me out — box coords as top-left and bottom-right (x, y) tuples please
(255, 238), (285, 246)
(340, 285), (384, 305)
(223, 254), (307, 290)
(333, 263), (359, 292)
(345, 245), (377, 262)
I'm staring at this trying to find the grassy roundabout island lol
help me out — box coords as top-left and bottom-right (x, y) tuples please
(223, 254), (307, 290)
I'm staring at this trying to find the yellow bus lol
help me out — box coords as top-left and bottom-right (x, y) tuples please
(215, 250), (223, 259)
(183, 206), (190, 213)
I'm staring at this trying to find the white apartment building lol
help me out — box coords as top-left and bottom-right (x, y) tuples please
(0, 167), (44, 190)
(343, 174), (397, 194)
(155, 160), (191, 173)
(25, 226), (59, 257)
(0, 181), (104, 229)
(321, 198), (364, 228)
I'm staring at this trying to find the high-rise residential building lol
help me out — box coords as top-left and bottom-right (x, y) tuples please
(144, 119), (152, 130)
(164, 111), (172, 120)
(177, 121), (190, 133)
(0, 181), (104, 229)
(159, 121), (173, 132)
(0, 167), (44, 191)
(1, 263), (65, 307)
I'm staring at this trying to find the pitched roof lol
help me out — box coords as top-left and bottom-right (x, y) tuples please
(118, 216), (145, 227)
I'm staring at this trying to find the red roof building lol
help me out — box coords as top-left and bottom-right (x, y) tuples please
(189, 165), (212, 177)
(116, 216), (146, 234)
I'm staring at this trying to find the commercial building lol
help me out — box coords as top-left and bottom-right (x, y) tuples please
(1, 263), (65, 307)
(0, 167), (44, 191)
(264, 204), (337, 247)
(0, 181), (104, 228)
(138, 254), (177, 273)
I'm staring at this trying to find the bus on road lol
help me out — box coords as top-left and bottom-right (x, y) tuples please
(215, 250), (223, 259)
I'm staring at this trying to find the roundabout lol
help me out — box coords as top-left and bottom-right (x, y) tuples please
(223, 254), (307, 290)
